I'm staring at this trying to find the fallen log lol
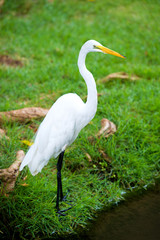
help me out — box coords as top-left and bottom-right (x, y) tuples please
(0, 107), (49, 123)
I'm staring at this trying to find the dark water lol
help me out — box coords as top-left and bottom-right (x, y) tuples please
(81, 185), (160, 240)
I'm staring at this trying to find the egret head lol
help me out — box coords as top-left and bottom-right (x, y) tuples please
(82, 40), (125, 58)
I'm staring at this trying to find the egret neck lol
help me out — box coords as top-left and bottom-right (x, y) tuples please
(78, 47), (98, 124)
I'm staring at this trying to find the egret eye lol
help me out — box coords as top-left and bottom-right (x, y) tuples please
(93, 45), (99, 50)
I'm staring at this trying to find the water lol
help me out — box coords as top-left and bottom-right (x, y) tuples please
(81, 185), (160, 240)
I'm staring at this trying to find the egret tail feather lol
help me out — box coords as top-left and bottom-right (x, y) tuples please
(19, 144), (37, 173)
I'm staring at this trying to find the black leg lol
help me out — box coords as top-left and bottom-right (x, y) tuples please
(56, 151), (65, 211)
(55, 151), (73, 215)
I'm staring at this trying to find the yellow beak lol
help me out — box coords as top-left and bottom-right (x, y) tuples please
(96, 45), (125, 59)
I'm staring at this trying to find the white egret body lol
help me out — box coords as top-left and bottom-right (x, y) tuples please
(20, 40), (124, 212)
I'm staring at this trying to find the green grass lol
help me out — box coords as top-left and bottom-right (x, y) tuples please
(0, 0), (160, 239)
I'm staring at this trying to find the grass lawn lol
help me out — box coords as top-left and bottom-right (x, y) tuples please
(0, 0), (160, 239)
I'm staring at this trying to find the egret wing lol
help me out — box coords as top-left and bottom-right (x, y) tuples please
(34, 96), (79, 158)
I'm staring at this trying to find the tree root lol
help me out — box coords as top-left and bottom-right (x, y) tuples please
(0, 150), (25, 194)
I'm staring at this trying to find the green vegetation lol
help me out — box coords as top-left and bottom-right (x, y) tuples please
(0, 0), (160, 239)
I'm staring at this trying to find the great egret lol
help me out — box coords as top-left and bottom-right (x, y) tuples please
(20, 40), (124, 213)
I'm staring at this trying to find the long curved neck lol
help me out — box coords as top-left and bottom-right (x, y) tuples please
(78, 48), (98, 123)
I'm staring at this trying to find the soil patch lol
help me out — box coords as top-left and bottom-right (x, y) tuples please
(0, 55), (23, 67)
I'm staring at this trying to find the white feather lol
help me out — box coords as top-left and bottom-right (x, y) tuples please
(19, 40), (124, 176)
(20, 93), (90, 175)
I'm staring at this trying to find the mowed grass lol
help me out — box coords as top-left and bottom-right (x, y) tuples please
(0, 0), (160, 239)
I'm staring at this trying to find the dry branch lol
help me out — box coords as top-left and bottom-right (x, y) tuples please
(88, 118), (117, 144)
(0, 150), (25, 194)
(0, 107), (49, 123)
(96, 118), (117, 138)
(100, 72), (140, 83)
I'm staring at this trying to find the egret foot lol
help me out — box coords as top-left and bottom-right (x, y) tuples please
(56, 191), (74, 215)
(56, 205), (73, 216)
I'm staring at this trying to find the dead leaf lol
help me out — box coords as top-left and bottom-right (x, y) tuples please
(100, 72), (140, 83)
(0, 150), (25, 194)
(87, 136), (95, 144)
(28, 123), (38, 133)
(96, 118), (117, 138)
(23, 175), (28, 181)
(20, 183), (29, 187)
(85, 153), (92, 162)
(0, 107), (49, 123)
(0, 0), (4, 8)
(98, 150), (111, 164)
(0, 128), (9, 140)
